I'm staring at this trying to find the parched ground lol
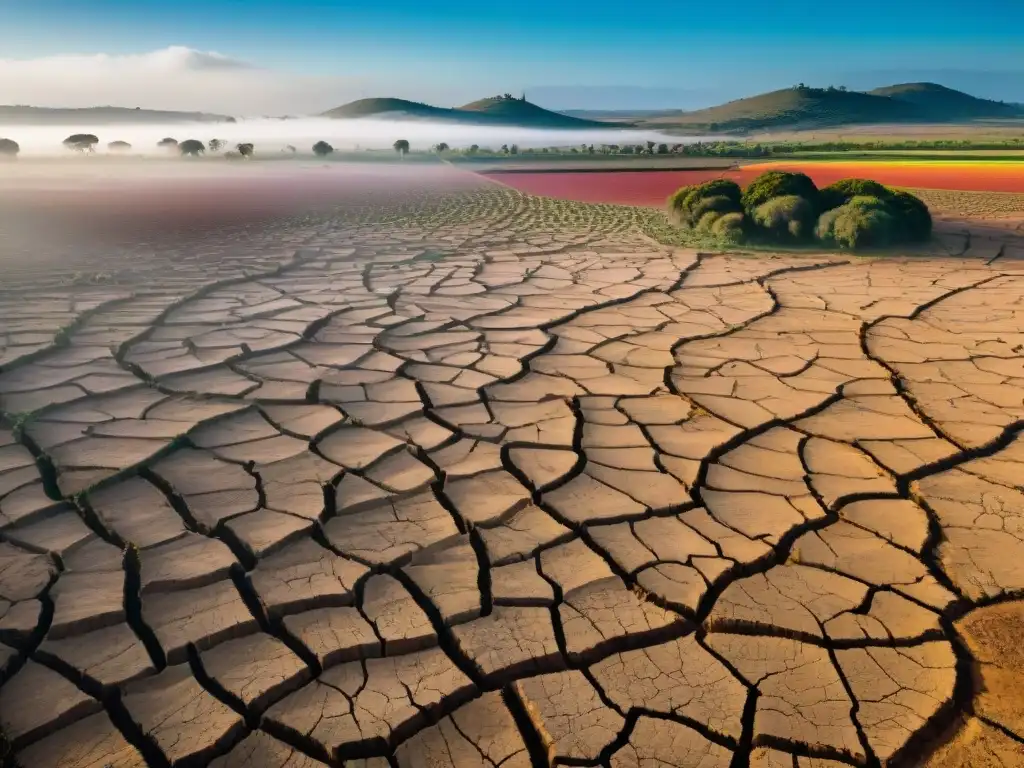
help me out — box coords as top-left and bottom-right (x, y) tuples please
(1, 170), (1024, 768)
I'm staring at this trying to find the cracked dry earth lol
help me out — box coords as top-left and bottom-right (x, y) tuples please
(2, 181), (1024, 768)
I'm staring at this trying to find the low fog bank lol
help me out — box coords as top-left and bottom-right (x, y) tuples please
(0, 116), (705, 156)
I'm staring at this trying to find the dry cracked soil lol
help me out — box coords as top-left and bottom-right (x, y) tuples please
(1, 171), (1024, 768)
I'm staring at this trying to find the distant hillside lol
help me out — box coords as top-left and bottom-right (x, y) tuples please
(640, 83), (1024, 133)
(322, 96), (611, 128)
(456, 97), (609, 127)
(563, 108), (684, 119)
(867, 83), (1023, 120)
(322, 98), (451, 121)
(0, 106), (235, 125)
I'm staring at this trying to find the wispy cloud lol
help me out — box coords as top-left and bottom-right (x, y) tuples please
(0, 47), (361, 115)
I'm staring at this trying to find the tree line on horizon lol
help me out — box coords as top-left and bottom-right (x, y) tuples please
(0, 135), (429, 159)
(3, 131), (1022, 161)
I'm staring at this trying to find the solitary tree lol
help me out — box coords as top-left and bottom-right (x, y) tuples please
(393, 139), (410, 156)
(468, 144), (480, 155)
(157, 137), (178, 151)
(236, 143), (254, 158)
(500, 144), (509, 154)
(63, 134), (99, 153)
(433, 142), (449, 153)
(657, 143), (669, 154)
(312, 140), (334, 157)
(179, 139), (205, 157)
(208, 139), (223, 153)
(0, 138), (20, 159)
(509, 144), (519, 155)
(107, 140), (132, 152)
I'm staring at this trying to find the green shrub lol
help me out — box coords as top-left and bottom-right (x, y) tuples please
(694, 210), (725, 233)
(886, 189), (932, 241)
(820, 178), (891, 210)
(667, 186), (688, 211)
(815, 206), (845, 243)
(691, 194), (739, 221)
(819, 203), (897, 249)
(688, 178), (742, 206)
(690, 209), (748, 243)
(845, 194), (891, 211)
(741, 170), (819, 211)
(817, 191), (931, 246)
(711, 212), (747, 243)
(750, 195), (816, 239)
(668, 179), (742, 225)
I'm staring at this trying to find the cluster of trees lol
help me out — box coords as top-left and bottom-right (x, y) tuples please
(792, 83), (849, 93)
(668, 171), (932, 250)
(51, 134), (256, 158)
(2, 134), (417, 159)
(157, 138), (253, 157)
(446, 143), (521, 156)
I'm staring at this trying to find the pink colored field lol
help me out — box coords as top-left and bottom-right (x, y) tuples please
(483, 161), (1024, 207)
(0, 163), (484, 247)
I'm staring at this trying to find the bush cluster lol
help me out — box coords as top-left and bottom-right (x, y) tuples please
(668, 171), (932, 251)
(668, 179), (743, 225)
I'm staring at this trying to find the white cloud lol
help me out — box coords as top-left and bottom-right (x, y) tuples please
(0, 47), (361, 115)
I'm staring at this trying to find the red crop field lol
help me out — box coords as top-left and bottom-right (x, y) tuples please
(482, 161), (1024, 207)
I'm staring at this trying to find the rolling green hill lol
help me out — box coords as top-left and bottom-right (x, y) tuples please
(322, 96), (611, 128)
(641, 83), (1024, 133)
(867, 82), (1023, 120)
(321, 98), (451, 121)
(0, 106), (235, 125)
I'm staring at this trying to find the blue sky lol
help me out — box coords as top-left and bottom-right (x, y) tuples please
(3, 0), (1023, 111)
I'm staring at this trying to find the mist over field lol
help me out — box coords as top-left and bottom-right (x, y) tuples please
(0, 116), (696, 156)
